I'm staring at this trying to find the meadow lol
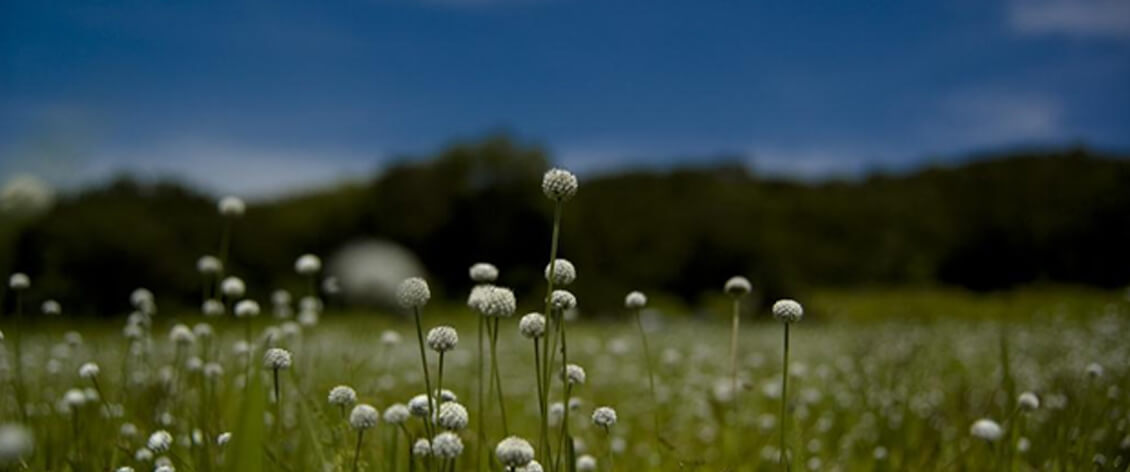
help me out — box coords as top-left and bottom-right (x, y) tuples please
(1, 168), (1128, 472)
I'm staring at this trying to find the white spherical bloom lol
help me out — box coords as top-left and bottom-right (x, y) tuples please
(550, 290), (577, 312)
(469, 263), (499, 283)
(62, 388), (87, 409)
(8, 273), (29, 290)
(155, 465), (174, 472)
(409, 394), (436, 417)
(169, 324), (195, 345)
(435, 389), (458, 402)
(234, 300), (260, 318)
(328, 386), (358, 407)
(218, 196), (245, 217)
(970, 419), (1003, 442)
(41, 300), (61, 316)
(299, 296), (322, 313)
(545, 259), (576, 286)
(1085, 363), (1103, 379)
(202, 299), (225, 317)
(271, 289), (292, 306)
(518, 460), (544, 472)
(519, 313), (546, 339)
(426, 326), (459, 352)
(204, 363), (224, 379)
(295, 254), (322, 276)
(297, 309), (319, 327)
(413, 439), (431, 457)
(120, 423), (138, 437)
(147, 430), (173, 452)
(724, 276), (752, 296)
(431, 432), (464, 459)
(134, 448), (153, 462)
(262, 348), (292, 370)
(1018, 392), (1040, 411)
(381, 330), (402, 345)
(216, 432), (232, 446)
(772, 299), (804, 323)
(192, 323), (214, 339)
(130, 288), (154, 307)
(397, 277), (431, 309)
(576, 454), (597, 472)
(185, 357), (203, 372)
(349, 404), (380, 430)
(221, 277), (245, 298)
(437, 402), (469, 431)
(482, 286), (517, 317)
(564, 364), (586, 385)
(592, 406), (617, 428)
(115, 467), (134, 472)
(1016, 437), (1030, 452)
(197, 255), (222, 275)
(624, 291), (647, 309)
(78, 362), (100, 379)
(0, 423), (34, 466)
(542, 168), (578, 201)
(383, 404), (410, 424)
(467, 284), (492, 313)
(495, 436), (535, 468)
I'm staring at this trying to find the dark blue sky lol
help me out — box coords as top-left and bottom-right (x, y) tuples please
(2, 0), (1128, 197)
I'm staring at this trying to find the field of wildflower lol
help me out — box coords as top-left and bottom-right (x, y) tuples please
(1, 168), (1128, 472)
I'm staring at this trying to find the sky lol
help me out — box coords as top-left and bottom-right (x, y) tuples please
(2, 0), (1129, 198)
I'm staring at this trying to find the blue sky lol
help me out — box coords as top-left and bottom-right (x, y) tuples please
(2, 0), (1128, 197)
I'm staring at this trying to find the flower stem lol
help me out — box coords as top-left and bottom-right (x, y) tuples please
(413, 308), (436, 441)
(635, 308), (660, 439)
(352, 430), (365, 472)
(489, 318), (509, 435)
(779, 322), (790, 471)
(534, 338), (549, 460)
(476, 313), (486, 472)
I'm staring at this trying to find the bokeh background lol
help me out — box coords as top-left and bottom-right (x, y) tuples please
(2, 1), (1129, 317)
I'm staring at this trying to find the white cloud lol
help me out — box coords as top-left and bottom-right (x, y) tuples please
(930, 91), (1065, 149)
(1009, 0), (1130, 39)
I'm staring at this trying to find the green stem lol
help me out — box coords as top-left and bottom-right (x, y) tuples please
(636, 308), (660, 439)
(779, 323), (790, 471)
(413, 308), (436, 441)
(476, 313), (486, 472)
(489, 318), (509, 435)
(730, 298), (741, 401)
(541, 200), (562, 471)
(352, 430), (365, 472)
(534, 338), (549, 461)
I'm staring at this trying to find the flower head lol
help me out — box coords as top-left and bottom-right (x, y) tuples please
(481, 286), (517, 318)
(724, 276), (751, 296)
(519, 313), (547, 339)
(970, 419), (1002, 441)
(1018, 392), (1039, 411)
(550, 290), (577, 312)
(624, 291), (647, 309)
(263, 348), (292, 370)
(197, 255), (222, 275)
(218, 196), (245, 217)
(202, 299), (225, 317)
(563, 364), (586, 385)
(383, 404), (410, 424)
(397, 277), (431, 309)
(147, 430), (173, 452)
(41, 300), (61, 316)
(216, 432), (232, 446)
(469, 263), (499, 283)
(437, 402), (469, 431)
(234, 300), (260, 318)
(328, 386), (357, 407)
(295, 254), (322, 276)
(542, 168), (578, 201)
(221, 277), (245, 298)
(78, 362), (100, 379)
(545, 259), (576, 286)
(592, 406), (617, 428)
(409, 394), (436, 417)
(518, 461), (544, 472)
(431, 432), (464, 459)
(349, 404), (380, 430)
(0, 423), (34, 466)
(427, 326), (459, 352)
(413, 439), (431, 457)
(1085, 363), (1103, 379)
(576, 454), (597, 472)
(8, 273), (29, 291)
(495, 436), (535, 468)
(772, 299), (803, 323)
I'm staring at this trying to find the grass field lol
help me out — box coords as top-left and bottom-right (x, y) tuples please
(1, 288), (1127, 471)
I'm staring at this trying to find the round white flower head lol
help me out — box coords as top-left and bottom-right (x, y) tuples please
(545, 259), (576, 286)
(576, 454), (597, 472)
(467, 284), (492, 313)
(1085, 363), (1103, 379)
(724, 276), (752, 296)
(469, 263), (499, 283)
(381, 330), (402, 345)
(624, 291), (647, 309)
(202, 299), (225, 317)
(969, 419), (1003, 442)
(349, 404), (380, 430)
(115, 467), (134, 472)
(120, 423), (138, 437)
(564, 364), (586, 385)
(155, 465), (173, 472)
(518, 460), (544, 472)
(41, 300), (61, 316)
(437, 402), (469, 431)
(169, 324), (195, 345)
(8, 273), (29, 290)
(592, 406), (617, 428)
(147, 430), (173, 452)
(495, 436), (535, 468)
(78, 362), (100, 379)
(550, 290), (577, 312)
(431, 432), (464, 459)
(263, 348), (292, 370)
(218, 196), (245, 217)
(328, 386), (357, 407)
(427, 326), (459, 352)
(204, 362), (224, 379)
(197, 255), (222, 275)
(216, 432), (232, 446)
(134, 448), (153, 462)
(542, 168), (578, 201)
(482, 286), (517, 318)
(1018, 392), (1039, 411)
(271, 290), (291, 306)
(772, 299), (803, 323)
(130, 288), (154, 308)
(519, 313), (547, 339)
(0, 423), (34, 465)
(295, 254), (321, 276)
(234, 300), (260, 318)
(192, 323), (214, 339)
(383, 403), (410, 424)
(221, 277), (245, 298)
(436, 389), (458, 402)
(397, 277), (431, 309)
(413, 439), (431, 457)
(409, 394), (436, 417)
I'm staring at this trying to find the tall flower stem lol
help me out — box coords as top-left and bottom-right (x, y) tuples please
(218, 220), (233, 270)
(12, 290), (28, 422)
(476, 314), (486, 472)
(437, 351), (446, 406)
(413, 308), (436, 441)
(488, 318), (509, 435)
(534, 337), (550, 460)
(352, 430), (365, 472)
(540, 200), (562, 450)
(635, 308), (660, 437)
(730, 298), (741, 400)
(553, 384), (573, 472)
(779, 323), (791, 471)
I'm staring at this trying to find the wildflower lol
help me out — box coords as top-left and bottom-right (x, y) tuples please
(204, 363), (224, 379)
(234, 300), (260, 318)
(78, 362), (100, 379)
(0, 423), (33, 466)
(169, 324), (195, 345)
(409, 394), (436, 417)
(427, 326), (459, 352)
(397, 277), (431, 309)
(591, 406), (617, 428)
(130, 288), (154, 308)
(217, 432), (232, 446)
(329, 386), (358, 408)
(624, 291), (647, 309)
(970, 419), (1003, 442)
(437, 402), (469, 431)
(544, 259), (576, 286)
(383, 404), (410, 424)
(381, 330), (401, 345)
(120, 423), (138, 437)
(8, 273), (29, 290)
(550, 290), (577, 312)
(519, 460), (544, 472)
(772, 299), (804, 323)
(413, 439), (432, 457)
(295, 254), (322, 275)
(1085, 363), (1103, 379)
(192, 323), (213, 339)
(134, 448), (153, 462)
(62, 389), (87, 410)
(263, 348), (292, 370)
(542, 168), (578, 201)
(469, 263), (499, 283)
(41, 300), (61, 316)
(576, 454), (597, 471)
(519, 313), (546, 339)
(432, 432), (464, 459)
(496, 436), (535, 468)
(218, 196), (245, 217)
(221, 277), (245, 298)
(202, 299), (225, 317)
(1018, 392), (1040, 411)
(482, 286), (517, 317)
(724, 276), (752, 296)
(349, 404), (380, 430)
(197, 255), (222, 275)
(147, 430), (173, 452)
(564, 364), (586, 385)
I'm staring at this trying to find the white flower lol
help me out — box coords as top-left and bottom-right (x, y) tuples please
(350, 404), (380, 430)
(545, 259), (576, 286)
(192, 323), (214, 339)
(169, 324), (195, 345)
(564, 364), (586, 385)
(120, 423), (138, 437)
(115, 467), (134, 472)
(576, 454), (597, 471)
(234, 300), (260, 318)
(397, 277), (431, 309)
(197, 255), (222, 275)
(130, 288), (154, 308)
(0, 423), (34, 466)
(1018, 392), (1039, 411)
(550, 290), (577, 312)
(295, 254), (322, 276)
(381, 330), (401, 345)
(1085, 363), (1103, 379)
(427, 326), (459, 352)
(519, 313), (546, 339)
(592, 406), (617, 428)
(202, 299), (225, 317)
(155, 465), (174, 472)
(481, 286), (517, 318)
(218, 196), (245, 217)
(204, 363), (224, 379)
(262, 348), (292, 370)
(134, 448), (153, 462)
(437, 402), (469, 431)
(217, 432), (232, 446)
(8, 273), (29, 290)
(41, 300), (61, 316)
(469, 263), (499, 283)
(518, 460), (544, 472)
(624, 291), (647, 309)
(495, 436), (535, 468)
(724, 276), (751, 296)
(970, 419), (1003, 442)
(413, 439), (431, 456)
(221, 277), (246, 298)
(436, 389), (458, 402)
(328, 386), (358, 407)
(383, 404), (410, 424)
(78, 362), (100, 379)
(409, 394), (436, 417)
(431, 432), (464, 458)
(772, 299), (803, 323)
(62, 388), (87, 410)
(147, 430), (173, 452)
(542, 168), (578, 201)
(1017, 437), (1030, 452)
